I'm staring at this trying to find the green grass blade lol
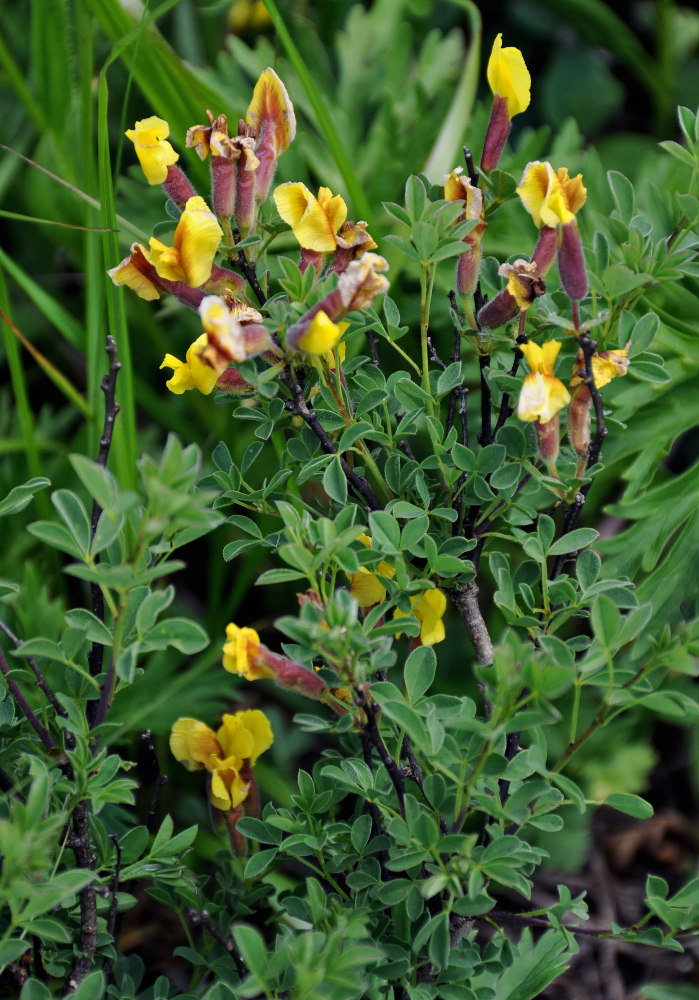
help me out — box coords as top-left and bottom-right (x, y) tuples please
(0, 247), (85, 350)
(1, 310), (92, 419)
(424, 0), (482, 183)
(262, 0), (373, 226)
(0, 269), (48, 518)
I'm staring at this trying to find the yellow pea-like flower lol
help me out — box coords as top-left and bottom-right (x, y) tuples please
(125, 116), (179, 185)
(146, 196), (223, 288)
(160, 334), (220, 396)
(517, 340), (571, 423)
(487, 34), (531, 118)
(273, 183), (347, 252)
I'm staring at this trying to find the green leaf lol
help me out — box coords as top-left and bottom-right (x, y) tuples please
(369, 511), (401, 553)
(476, 444), (506, 475)
(70, 455), (118, 511)
(629, 312), (659, 356)
(322, 455), (348, 506)
(233, 924), (268, 979)
(576, 549), (600, 589)
(405, 174), (427, 221)
(244, 848), (277, 879)
(28, 520), (84, 558)
(404, 646), (436, 703)
(52, 489), (91, 556)
(0, 477), (50, 518)
(608, 169), (635, 224)
(591, 595), (621, 647)
(71, 970), (106, 1000)
(452, 443), (476, 471)
(490, 463), (522, 491)
(548, 528), (599, 556)
(603, 793), (653, 819)
(64, 609), (113, 645)
(256, 568), (309, 585)
(142, 618), (209, 654)
(393, 377), (433, 409)
(0, 939), (29, 973)
(436, 362), (463, 397)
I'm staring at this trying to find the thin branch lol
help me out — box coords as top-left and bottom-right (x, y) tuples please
(87, 337), (120, 697)
(493, 328), (527, 436)
(356, 688), (405, 818)
(0, 646), (56, 751)
(231, 229), (267, 307)
(103, 834), (122, 978)
(450, 581), (494, 665)
(462, 146), (479, 188)
(479, 355), (492, 446)
(367, 330), (380, 366)
(64, 800), (97, 992)
(401, 735), (447, 834)
(141, 729), (170, 833)
(479, 908), (649, 940)
(552, 332), (607, 577)
(359, 729), (389, 879)
(0, 619), (66, 718)
(282, 368), (382, 511)
(187, 909), (247, 977)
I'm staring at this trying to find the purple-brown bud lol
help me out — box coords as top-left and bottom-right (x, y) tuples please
(531, 225), (558, 278)
(534, 414), (561, 467)
(162, 164), (198, 210)
(568, 384), (592, 458)
(558, 221), (588, 302)
(477, 287), (519, 331)
(481, 94), (510, 173)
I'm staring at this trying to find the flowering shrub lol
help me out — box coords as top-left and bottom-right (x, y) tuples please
(1, 8), (698, 1000)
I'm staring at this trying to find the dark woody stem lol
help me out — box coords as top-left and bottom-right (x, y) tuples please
(0, 646), (56, 751)
(449, 581), (494, 665)
(479, 355), (492, 446)
(552, 332), (607, 578)
(462, 146), (479, 188)
(0, 619), (66, 719)
(447, 292), (469, 447)
(356, 687), (406, 818)
(231, 228), (267, 306)
(493, 323), (528, 436)
(87, 338), (120, 727)
(281, 368), (382, 511)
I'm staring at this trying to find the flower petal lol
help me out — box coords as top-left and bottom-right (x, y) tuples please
(487, 34), (531, 118)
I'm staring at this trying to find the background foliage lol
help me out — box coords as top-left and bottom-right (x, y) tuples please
(0, 1), (698, 997)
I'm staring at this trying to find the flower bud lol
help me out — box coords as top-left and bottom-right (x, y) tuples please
(531, 225), (558, 277)
(481, 95), (511, 173)
(162, 164), (198, 210)
(534, 414), (561, 466)
(558, 221), (588, 302)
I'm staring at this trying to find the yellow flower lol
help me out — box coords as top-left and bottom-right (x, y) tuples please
(499, 259), (544, 310)
(228, 0), (272, 33)
(222, 623), (264, 680)
(348, 534), (396, 608)
(209, 758), (250, 811)
(125, 116), (179, 185)
(169, 718), (220, 771)
(246, 67), (296, 158)
(517, 162), (587, 229)
(517, 340), (571, 422)
(395, 588), (447, 646)
(273, 183), (348, 252)
(170, 708), (274, 812)
(107, 243), (161, 300)
(487, 34), (531, 118)
(160, 334), (220, 395)
(569, 348), (629, 389)
(217, 710), (274, 765)
(146, 196), (223, 288)
(297, 311), (343, 355)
